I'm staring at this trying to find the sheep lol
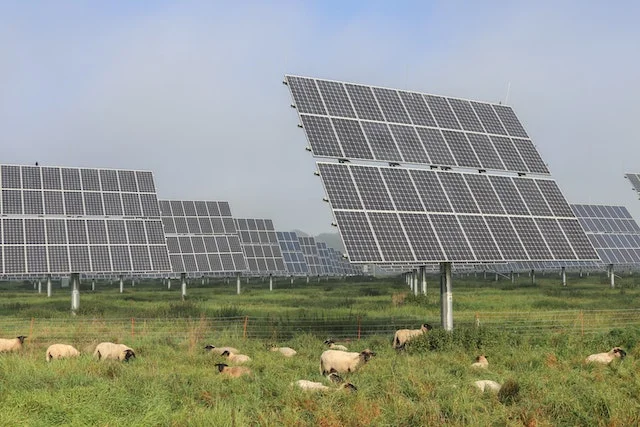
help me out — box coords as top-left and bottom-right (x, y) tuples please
(292, 379), (357, 392)
(393, 323), (432, 349)
(215, 363), (251, 378)
(474, 380), (502, 393)
(270, 346), (297, 357)
(320, 349), (376, 375)
(0, 336), (26, 353)
(471, 355), (489, 369)
(221, 350), (251, 364)
(204, 345), (240, 355)
(324, 339), (348, 351)
(46, 344), (80, 362)
(93, 342), (136, 362)
(585, 347), (627, 364)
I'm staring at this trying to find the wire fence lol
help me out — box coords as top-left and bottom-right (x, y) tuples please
(2, 309), (640, 345)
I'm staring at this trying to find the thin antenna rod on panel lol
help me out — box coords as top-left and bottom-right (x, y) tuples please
(504, 82), (512, 105)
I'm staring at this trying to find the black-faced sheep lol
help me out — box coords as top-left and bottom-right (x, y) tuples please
(46, 344), (80, 362)
(320, 349), (375, 375)
(270, 347), (297, 357)
(204, 345), (240, 355)
(585, 347), (626, 364)
(215, 363), (251, 378)
(93, 342), (136, 362)
(474, 380), (501, 392)
(324, 339), (348, 351)
(471, 355), (489, 369)
(221, 350), (251, 364)
(0, 336), (26, 353)
(393, 324), (432, 349)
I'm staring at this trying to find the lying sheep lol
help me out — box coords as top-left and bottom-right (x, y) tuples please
(93, 342), (136, 362)
(270, 347), (297, 357)
(0, 336), (26, 353)
(320, 349), (375, 375)
(324, 339), (348, 351)
(393, 323), (432, 349)
(585, 347), (627, 364)
(46, 344), (80, 362)
(204, 345), (240, 355)
(215, 363), (251, 378)
(471, 355), (489, 369)
(221, 350), (251, 364)
(474, 380), (501, 392)
(292, 379), (357, 392)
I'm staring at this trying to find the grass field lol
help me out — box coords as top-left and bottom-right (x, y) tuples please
(1, 273), (640, 426)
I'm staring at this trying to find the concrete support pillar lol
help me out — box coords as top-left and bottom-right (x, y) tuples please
(440, 262), (453, 331)
(181, 273), (187, 299)
(531, 269), (535, 286)
(420, 265), (427, 295)
(269, 274), (273, 291)
(119, 275), (124, 293)
(46, 275), (52, 297)
(236, 274), (242, 295)
(306, 275), (310, 284)
(91, 279), (95, 291)
(38, 279), (42, 294)
(167, 277), (171, 290)
(562, 267), (567, 287)
(71, 273), (80, 313)
(413, 269), (419, 296)
(609, 264), (615, 288)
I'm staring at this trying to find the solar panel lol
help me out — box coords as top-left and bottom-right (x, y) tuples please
(159, 200), (247, 274)
(625, 173), (640, 198)
(316, 162), (598, 263)
(276, 231), (310, 275)
(0, 164), (170, 276)
(316, 241), (335, 275)
(298, 236), (323, 275)
(234, 218), (286, 275)
(286, 75), (549, 175)
(572, 204), (640, 265)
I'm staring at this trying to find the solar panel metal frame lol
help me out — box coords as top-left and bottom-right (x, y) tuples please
(276, 231), (310, 276)
(235, 218), (286, 275)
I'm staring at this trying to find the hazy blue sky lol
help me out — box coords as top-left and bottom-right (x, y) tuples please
(2, 2), (640, 234)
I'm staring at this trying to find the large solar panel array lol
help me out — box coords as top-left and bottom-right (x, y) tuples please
(327, 247), (362, 276)
(0, 164), (171, 275)
(276, 231), (309, 275)
(235, 218), (286, 275)
(625, 173), (640, 198)
(286, 75), (549, 175)
(159, 200), (247, 274)
(317, 162), (597, 263)
(572, 204), (640, 265)
(285, 76), (598, 265)
(298, 236), (323, 275)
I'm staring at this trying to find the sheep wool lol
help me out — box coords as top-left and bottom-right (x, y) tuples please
(585, 347), (627, 364)
(393, 324), (432, 349)
(292, 380), (331, 391)
(93, 342), (136, 362)
(270, 347), (297, 357)
(0, 336), (26, 353)
(221, 350), (251, 364)
(471, 355), (489, 369)
(474, 380), (502, 392)
(46, 344), (80, 362)
(204, 345), (240, 355)
(324, 339), (348, 351)
(215, 363), (251, 378)
(320, 349), (376, 375)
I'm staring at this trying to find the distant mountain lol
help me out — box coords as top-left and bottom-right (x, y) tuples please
(291, 229), (310, 238)
(314, 233), (345, 252)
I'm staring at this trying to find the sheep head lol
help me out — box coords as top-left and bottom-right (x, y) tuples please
(421, 324), (433, 332)
(323, 339), (334, 345)
(221, 350), (231, 357)
(342, 383), (358, 392)
(123, 349), (136, 361)
(612, 347), (627, 359)
(360, 349), (376, 362)
(204, 345), (215, 351)
(17, 336), (27, 344)
(215, 363), (228, 373)
(327, 372), (345, 384)
(476, 355), (487, 363)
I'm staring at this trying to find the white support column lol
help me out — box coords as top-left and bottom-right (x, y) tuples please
(495, 272), (499, 282)
(413, 268), (419, 296)
(561, 267), (567, 287)
(420, 265), (427, 295)
(119, 275), (124, 293)
(510, 271), (514, 284)
(181, 273), (187, 299)
(290, 276), (294, 285)
(246, 276), (249, 285)
(91, 279), (95, 291)
(609, 264), (615, 288)
(167, 277), (171, 290)
(483, 270), (487, 280)
(202, 277), (205, 286)
(131, 279), (135, 288)
(269, 274), (273, 291)
(440, 262), (453, 331)
(71, 273), (80, 313)
(37, 279), (42, 294)
(236, 274), (241, 295)
(531, 269), (535, 286)
(46, 274), (52, 297)
(306, 275), (310, 284)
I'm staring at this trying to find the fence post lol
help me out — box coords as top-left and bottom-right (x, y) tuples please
(357, 316), (361, 340)
(243, 316), (248, 339)
(131, 317), (135, 338)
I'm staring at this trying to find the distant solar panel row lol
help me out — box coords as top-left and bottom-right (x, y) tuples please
(319, 162), (596, 263)
(572, 204), (640, 265)
(235, 218), (286, 274)
(276, 231), (309, 275)
(625, 173), (640, 197)
(298, 236), (323, 275)
(286, 76), (548, 174)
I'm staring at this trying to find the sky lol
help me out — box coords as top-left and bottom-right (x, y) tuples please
(1, 1), (640, 235)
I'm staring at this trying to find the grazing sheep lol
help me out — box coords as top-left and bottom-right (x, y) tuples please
(215, 363), (251, 378)
(93, 342), (136, 362)
(204, 345), (240, 355)
(474, 380), (502, 392)
(324, 339), (348, 351)
(393, 324), (432, 349)
(46, 344), (80, 362)
(585, 347), (627, 364)
(471, 355), (489, 369)
(221, 350), (251, 364)
(320, 349), (376, 375)
(270, 347), (297, 357)
(0, 336), (26, 353)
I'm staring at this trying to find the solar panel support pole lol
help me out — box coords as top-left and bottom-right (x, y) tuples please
(181, 273), (187, 299)
(37, 279), (42, 294)
(561, 267), (566, 287)
(71, 273), (80, 313)
(290, 276), (294, 285)
(306, 275), (310, 284)
(236, 274), (241, 295)
(440, 262), (453, 331)
(167, 277), (171, 290)
(91, 280), (95, 291)
(420, 266), (427, 295)
(269, 274), (273, 291)
(413, 269), (419, 296)
(119, 275), (124, 293)
(531, 270), (535, 286)
(510, 271), (514, 284)
(609, 264), (615, 288)
(46, 275), (52, 297)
